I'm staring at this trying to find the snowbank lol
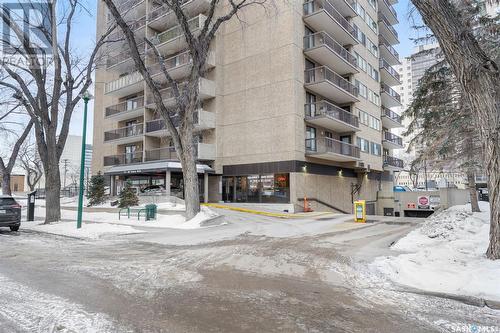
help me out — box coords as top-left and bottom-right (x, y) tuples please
(34, 206), (220, 230)
(372, 202), (500, 301)
(25, 222), (145, 239)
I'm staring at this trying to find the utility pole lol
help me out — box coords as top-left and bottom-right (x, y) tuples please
(63, 159), (69, 189)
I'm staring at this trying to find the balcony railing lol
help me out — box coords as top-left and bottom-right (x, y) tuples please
(149, 0), (190, 21)
(104, 123), (143, 142)
(153, 15), (205, 46)
(106, 43), (145, 69)
(303, 32), (357, 67)
(379, 36), (399, 59)
(380, 58), (401, 81)
(146, 111), (203, 133)
(382, 107), (402, 124)
(381, 82), (401, 102)
(383, 131), (403, 146)
(146, 85), (177, 105)
(381, 0), (398, 19)
(384, 155), (404, 168)
(306, 137), (360, 158)
(107, 15), (146, 41)
(379, 13), (398, 39)
(303, 0), (356, 37)
(305, 101), (359, 128)
(148, 51), (193, 77)
(103, 152), (143, 166)
(107, 0), (145, 22)
(105, 72), (143, 94)
(305, 66), (358, 97)
(144, 147), (178, 162)
(105, 96), (144, 117)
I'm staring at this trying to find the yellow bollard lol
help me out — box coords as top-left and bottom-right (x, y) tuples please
(354, 200), (366, 223)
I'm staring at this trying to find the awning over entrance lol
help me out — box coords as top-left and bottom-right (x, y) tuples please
(103, 161), (214, 176)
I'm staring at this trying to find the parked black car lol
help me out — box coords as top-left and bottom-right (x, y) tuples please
(0, 196), (22, 231)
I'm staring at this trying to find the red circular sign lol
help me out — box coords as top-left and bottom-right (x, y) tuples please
(418, 196), (429, 205)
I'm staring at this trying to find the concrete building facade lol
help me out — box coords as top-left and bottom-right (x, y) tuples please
(92, 0), (403, 214)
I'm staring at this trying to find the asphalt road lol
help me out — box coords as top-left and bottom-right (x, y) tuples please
(0, 212), (498, 333)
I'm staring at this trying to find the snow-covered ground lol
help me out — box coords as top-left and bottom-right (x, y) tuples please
(372, 202), (500, 301)
(0, 273), (131, 332)
(25, 222), (145, 239)
(32, 205), (220, 230)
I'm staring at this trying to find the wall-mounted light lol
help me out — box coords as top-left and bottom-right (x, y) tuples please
(302, 165), (308, 173)
(338, 169), (343, 177)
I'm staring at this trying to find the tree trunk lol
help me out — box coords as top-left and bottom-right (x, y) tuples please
(179, 135), (200, 221)
(467, 170), (480, 213)
(411, 0), (500, 259)
(44, 167), (61, 223)
(1, 172), (11, 196)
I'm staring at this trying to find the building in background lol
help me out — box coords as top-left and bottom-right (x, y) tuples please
(37, 135), (93, 191)
(92, 0), (403, 214)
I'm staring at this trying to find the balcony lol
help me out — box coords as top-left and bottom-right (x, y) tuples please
(144, 147), (177, 162)
(107, 0), (146, 23)
(148, 50), (215, 82)
(383, 155), (404, 169)
(381, 82), (402, 107)
(145, 110), (216, 137)
(103, 152), (143, 167)
(104, 72), (143, 96)
(381, 107), (403, 129)
(104, 123), (144, 144)
(106, 43), (145, 72)
(144, 143), (215, 162)
(305, 101), (359, 132)
(379, 0), (398, 25)
(378, 13), (399, 45)
(306, 137), (360, 162)
(105, 96), (145, 121)
(107, 15), (146, 44)
(148, 0), (211, 30)
(145, 78), (216, 107)
(152, 15), (206, 56)
(382, 131), (404, 149)
(379, 36), (400, 66)
(379, 58), (401, 86)
(304, 66), (359, 104)
(303, 32), (358, 75)
(303, 0), (358, 46)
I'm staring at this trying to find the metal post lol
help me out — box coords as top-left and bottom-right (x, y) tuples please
(204, 172), (209, 203)
(165, 170), (171, 197)
(77, 91), (93, 229)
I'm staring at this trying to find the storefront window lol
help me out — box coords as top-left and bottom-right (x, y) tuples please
(224, 174), (290, 203)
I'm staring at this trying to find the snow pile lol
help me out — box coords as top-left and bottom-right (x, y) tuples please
(372, 202), (500, 301)
(26, 222), (144, 239)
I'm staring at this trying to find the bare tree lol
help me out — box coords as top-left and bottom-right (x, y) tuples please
(18, 139), (43, 192)
(0, 101), (33, 195)
(0, 1), (114, 222)
(409, 0), (499, 258)
(103, 0), (269, 219)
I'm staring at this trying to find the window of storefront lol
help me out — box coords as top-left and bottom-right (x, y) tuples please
(222, 173), (290, 203)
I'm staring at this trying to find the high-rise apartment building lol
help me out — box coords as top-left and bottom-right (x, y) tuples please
(92, 0), (403, 214)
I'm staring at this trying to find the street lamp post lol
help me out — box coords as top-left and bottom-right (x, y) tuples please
(77, 91), (93, 229)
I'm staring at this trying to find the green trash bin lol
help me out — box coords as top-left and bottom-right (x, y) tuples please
(145, 204), (157, 221)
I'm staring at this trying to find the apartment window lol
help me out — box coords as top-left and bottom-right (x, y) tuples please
(368, 64), (379, 82)
(357, 108), (380, 130)
(357, 137), (370, 153)
(371, 142), (381, 156)
(306, 126), (316, 151)
(355, 80), (367, 99)
(368, 90), (380, 106)
(354, 52), (367, 72)
(353, 24), (366, 46)
(367, 38), (378, 57)
(368, 0), (377, 10)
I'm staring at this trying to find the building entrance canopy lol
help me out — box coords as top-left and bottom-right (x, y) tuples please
(103, 161), (214, 176)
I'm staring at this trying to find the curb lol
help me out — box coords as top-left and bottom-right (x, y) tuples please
(201, 203), (330, 219)
(402, 287), (500, 310)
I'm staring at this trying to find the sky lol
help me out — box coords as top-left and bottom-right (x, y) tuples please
(68, 0), (424, 144)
